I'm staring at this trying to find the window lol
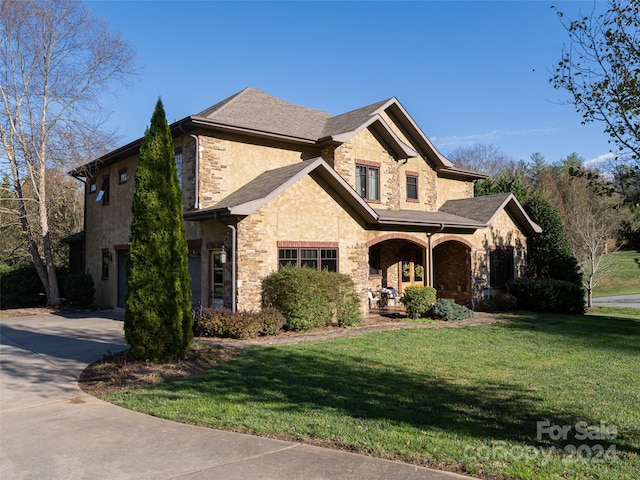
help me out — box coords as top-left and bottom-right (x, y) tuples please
(95, 176), (109, 205)
(356, 164), (380, 201)
(175, 148), (183, 188)
(89, 181), (97, 193)
(490, 248), (514, 288)
(101, 249), (110, 279)
(369, 246), (382, 276)
(406, 174), (418, 201)
(300, 249), (318, 269)
(118, 168), (127, 184)
(320, 249), (337, 272)
(278, 247), (338, 272)
(278, 248), (297, 268)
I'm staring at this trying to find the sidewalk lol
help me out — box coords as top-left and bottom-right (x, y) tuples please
(1, 311), (476, 480)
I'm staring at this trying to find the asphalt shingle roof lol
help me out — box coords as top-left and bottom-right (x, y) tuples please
(212, 159), (318, 210)
(195, 88), (331, 141)
(439, 193), (512, 224)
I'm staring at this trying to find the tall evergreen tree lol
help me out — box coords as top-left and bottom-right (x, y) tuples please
(125, 99), (192, 360)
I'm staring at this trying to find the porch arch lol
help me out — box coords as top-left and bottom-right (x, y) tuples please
(432, 238), (472, 306)
(367, 234), (427, 294)
(366, 233), (429, 249)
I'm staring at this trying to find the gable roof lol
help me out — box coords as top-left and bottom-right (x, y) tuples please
(184, 159), (521, 234)
(184, 158), (378, 223)
(439, 193), (542, 234)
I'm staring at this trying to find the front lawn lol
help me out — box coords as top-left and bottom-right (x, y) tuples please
(102, 310), (640, 479)
(592, 250), (640, 297)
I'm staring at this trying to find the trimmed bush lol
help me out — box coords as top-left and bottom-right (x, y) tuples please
(64, 274), (95, 306)
(194, 308), (228, 337)
(194, 307), (287, 339)
(493, 292), (517, 311)
(477, 298), (496, 313)
(260, 307), (287, 335)
(507, 278), (585, 314)
(400, 286), (437, 319)
(430, 298), (474, 321)
(262, 267), (361, 331)
(225, 311), (263, 339)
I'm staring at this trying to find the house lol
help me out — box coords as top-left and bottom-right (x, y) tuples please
(69, 87), (541, 313)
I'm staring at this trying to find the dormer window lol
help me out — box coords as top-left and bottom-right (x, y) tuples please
(356, 162), (380, 202)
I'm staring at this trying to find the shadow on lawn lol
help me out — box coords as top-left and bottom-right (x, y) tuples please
(154, 346), (633, 452)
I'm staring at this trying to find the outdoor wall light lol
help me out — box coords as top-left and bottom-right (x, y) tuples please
(220, 245), (227, 264)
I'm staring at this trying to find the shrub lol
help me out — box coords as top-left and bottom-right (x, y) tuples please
(493, 292), (517, 311)
(430, 298), (474, 321)
(193, 308), (230, 337)
(262, 267), (361, 331)
(64, 274), (95, 306)
(194, 307), (287, 339)
(400, 286), (437, 319)
(225, 311), (263, 339)
(507, 278), (585, 314)
(0, 263), (69, 309)
(259, 307), (287, 335)
(477, 298), (496, 312)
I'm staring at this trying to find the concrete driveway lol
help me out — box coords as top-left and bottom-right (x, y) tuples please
(0, 311), (471, 480)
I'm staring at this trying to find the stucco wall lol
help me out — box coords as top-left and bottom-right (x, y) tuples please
(197, 132), (317, 209)
(84, 156), (138, 307)
(436, 177), (474, 208)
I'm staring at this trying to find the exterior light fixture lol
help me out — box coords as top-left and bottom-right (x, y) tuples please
(220, 245), (227, 264)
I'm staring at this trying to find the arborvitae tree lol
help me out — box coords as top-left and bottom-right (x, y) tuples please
(124, 99), (192, 360)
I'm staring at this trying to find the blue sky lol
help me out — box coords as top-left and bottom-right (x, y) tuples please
(88, 0), (614, 166)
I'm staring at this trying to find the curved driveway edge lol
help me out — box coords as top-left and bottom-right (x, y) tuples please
(1, 312), (474, 480)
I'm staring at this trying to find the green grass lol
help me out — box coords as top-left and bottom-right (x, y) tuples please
(102, 310), (640, 479)
(592, 250), (640, 297)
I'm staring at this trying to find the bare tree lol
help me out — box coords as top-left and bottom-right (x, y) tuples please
(563, 177), (622, 308)
(447, 142), (523, 177)
(0, 0), (135, 305)
(551, 0), (640, 159)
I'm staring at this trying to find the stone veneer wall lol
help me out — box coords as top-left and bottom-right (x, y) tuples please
(232, 174), (370, 313)
(197, 132), (317, 209)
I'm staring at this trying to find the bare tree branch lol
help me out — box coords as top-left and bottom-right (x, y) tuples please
(0, 0), (135, 305)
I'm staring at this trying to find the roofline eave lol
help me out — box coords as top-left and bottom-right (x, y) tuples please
(187, 117), (319, 146)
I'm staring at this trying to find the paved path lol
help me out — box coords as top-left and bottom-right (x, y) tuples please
(592, 293), (640, 309)
(0, 311), (474, 480)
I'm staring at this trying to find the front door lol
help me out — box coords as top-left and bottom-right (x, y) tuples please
(210, 251), (224, 309)
(401, 247), (424, 292)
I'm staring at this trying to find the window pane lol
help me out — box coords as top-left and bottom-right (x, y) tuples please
(368, 168), (379, 200)
(356, 166), (367, 198)
(175, 151), (183, 188)
(321, 249), (337, 272)
(369, 247), (381, 275)
(490, 249), (514, 288)
(406, 176), (418, 200)
(300, 249), (317, 269)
